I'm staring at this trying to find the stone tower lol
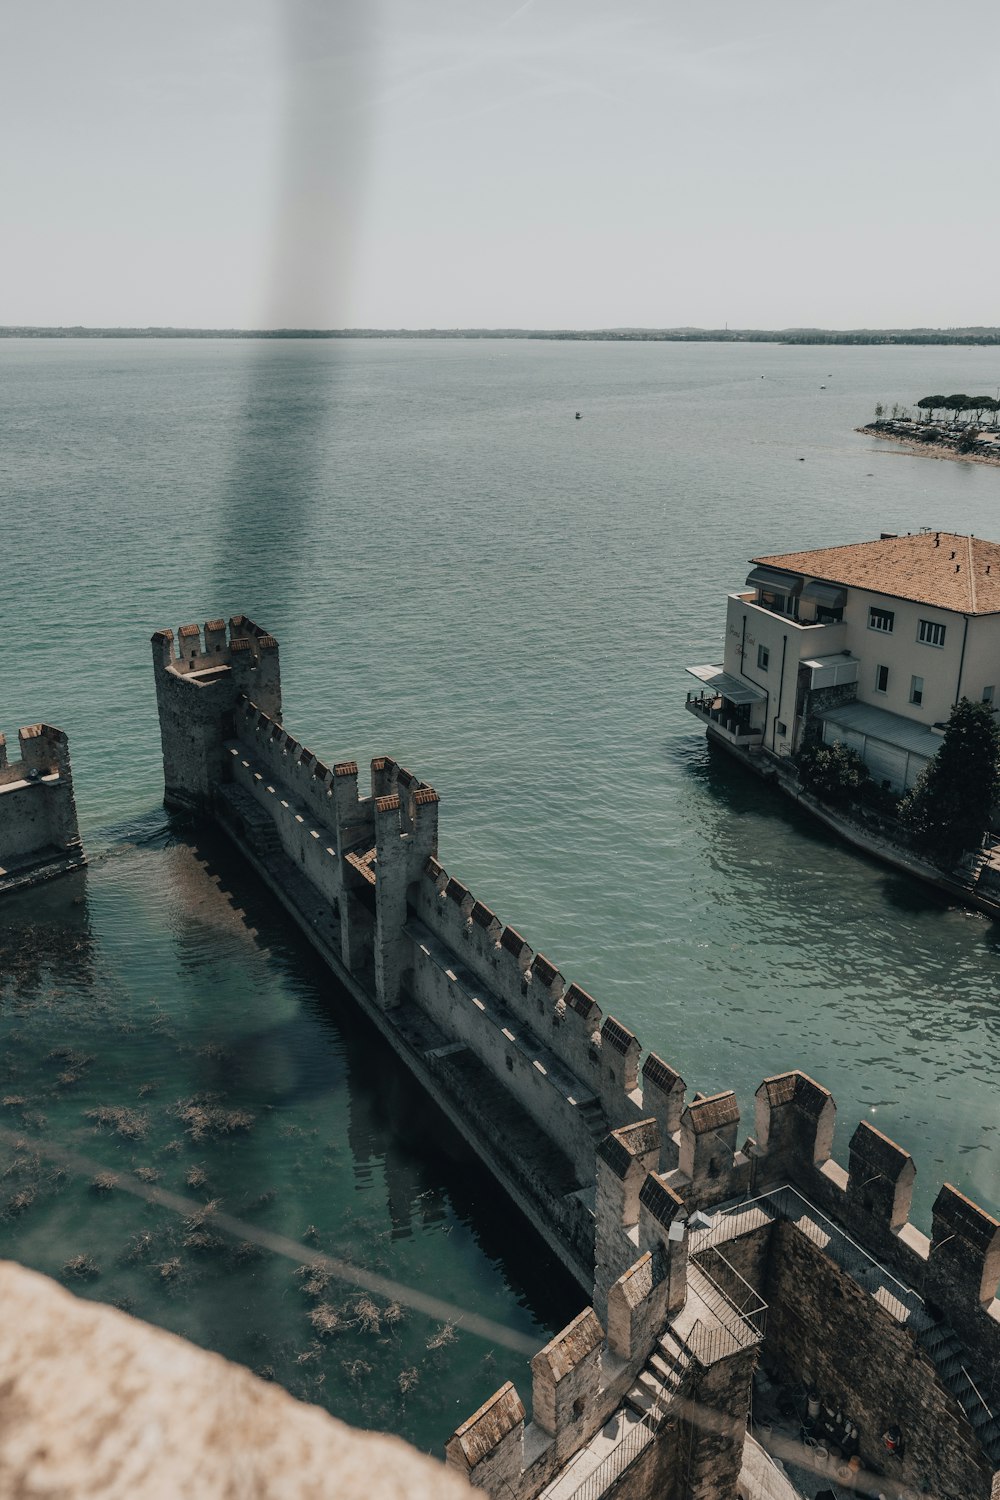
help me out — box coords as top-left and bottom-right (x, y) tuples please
(151, 616), (281, 812)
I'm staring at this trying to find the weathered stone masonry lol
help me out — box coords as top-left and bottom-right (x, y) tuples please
(0, 722), (85, 895)
(152, 617), (1000, 1500)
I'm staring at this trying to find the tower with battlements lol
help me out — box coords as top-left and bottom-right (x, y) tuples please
(151, 616), (280, 812)
(0, 723), (85, 895)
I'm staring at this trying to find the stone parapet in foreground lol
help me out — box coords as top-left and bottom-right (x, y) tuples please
(0, 1259), (470, 1500)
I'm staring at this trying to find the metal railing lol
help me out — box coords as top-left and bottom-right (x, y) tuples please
(689, 1184), (1000, 1450)
(558, 1414), (658, 1500)
(694, 1244), (768, 1337)
(689, 1185), (929, 1329)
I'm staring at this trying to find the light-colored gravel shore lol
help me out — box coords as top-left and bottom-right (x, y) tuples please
(856, 424), (1000, 468)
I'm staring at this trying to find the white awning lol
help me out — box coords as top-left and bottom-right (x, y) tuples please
(686, 665), (767, 706)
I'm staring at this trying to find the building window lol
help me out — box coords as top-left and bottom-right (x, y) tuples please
(757, 644), (770, 671)
(776, 721), (787, 736)
(984, 686), (995, 705)
(917, 619), (946, 648)
(910, 675), (924, 706)
(875, 664), (889, 693)
(869, 607), (895, 634)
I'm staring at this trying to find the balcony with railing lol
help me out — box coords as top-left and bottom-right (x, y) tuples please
(685, 691), (764, 748)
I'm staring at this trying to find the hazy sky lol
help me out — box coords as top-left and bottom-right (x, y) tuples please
(3, 0), (998, 329)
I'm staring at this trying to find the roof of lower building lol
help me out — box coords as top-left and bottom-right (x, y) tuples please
(752, 532), (1000, 615)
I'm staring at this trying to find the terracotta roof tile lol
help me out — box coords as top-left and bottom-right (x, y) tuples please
(753, 531), (1000, 615)
(204, 619), (225, 632)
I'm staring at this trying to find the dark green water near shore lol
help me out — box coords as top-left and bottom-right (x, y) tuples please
(2, 337), (1000, 1449)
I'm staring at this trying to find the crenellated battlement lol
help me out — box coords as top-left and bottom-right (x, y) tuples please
(0, 723), (84, 895)
(149, 616), (1000, 1500)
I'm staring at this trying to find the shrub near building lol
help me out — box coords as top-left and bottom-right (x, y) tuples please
(899, 697), (1000, 868)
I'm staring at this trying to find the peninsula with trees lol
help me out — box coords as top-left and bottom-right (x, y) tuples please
(858, 392), (1000, 467)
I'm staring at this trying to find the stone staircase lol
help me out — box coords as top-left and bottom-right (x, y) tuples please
(577, 1098), (608, 1146)
(625, 1322), (695, 1422)
(917, 1321), (1000, 1465)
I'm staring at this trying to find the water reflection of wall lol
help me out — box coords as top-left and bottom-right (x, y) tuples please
(0, 869), (94, 999)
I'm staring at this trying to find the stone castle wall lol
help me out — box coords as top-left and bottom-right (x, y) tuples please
(151, 615), (1000, 1500)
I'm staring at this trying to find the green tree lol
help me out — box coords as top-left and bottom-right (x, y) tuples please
(798, 741), (870, 808)
(873, 402), (885, 423)
(899, 698), (1000, 867)
(916, 395), (947, 422)
(944, 393), (971, 426)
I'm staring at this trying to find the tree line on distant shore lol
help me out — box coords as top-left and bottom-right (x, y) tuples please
(4, 326), (1000, 346)
(874, 394), (1000, 426)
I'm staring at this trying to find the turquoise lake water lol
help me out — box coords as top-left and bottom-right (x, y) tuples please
(2, 338), (1000, 1448)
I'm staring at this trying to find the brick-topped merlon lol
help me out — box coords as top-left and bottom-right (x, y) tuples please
(638, 1173), (689, 1317)
(928, 1184), (1000, 1310)
(425, 856), (444, 882)
(601, 1016), (637, 1057)
(754, 1070), (836, 1185)
(563, 983), (601, 1025)
(374, 794), (400, 815)
(413, 786), (440, 806)
(445, 1382), (525, 1483)
(470, 900), (498, 930)
(641, 1052), (686, 1140)
(602, 1118), (660, 1173)
(531, 1309), (604, 1456)
(530, 953), (563, 996)
(334, 761), (358, 778)
(847, 1121), (915, 1230)
(597, 1119), (662, 1231)
(445, 877), (470, 907)
(499, 925), (531, 968)
(683, 1090), (739, 1135)
(678, 1091), (744, 1203)
(638, 1170), (686, 1231)
(606, 1250), (669, 1363)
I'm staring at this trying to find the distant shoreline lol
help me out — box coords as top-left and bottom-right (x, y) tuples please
(857, 422), (1000, 468)
(4, 325), (1000, 346)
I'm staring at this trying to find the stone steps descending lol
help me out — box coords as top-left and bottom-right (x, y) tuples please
(917, 1321), (1000, 1465)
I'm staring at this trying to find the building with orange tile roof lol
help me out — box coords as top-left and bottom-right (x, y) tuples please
(686, 531), (1000, 791)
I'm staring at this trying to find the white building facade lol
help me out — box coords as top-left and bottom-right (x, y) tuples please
(686, 531), (1000, 792)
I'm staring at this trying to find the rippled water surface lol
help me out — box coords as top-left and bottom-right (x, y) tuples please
(3, 338), (1000, 1445)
